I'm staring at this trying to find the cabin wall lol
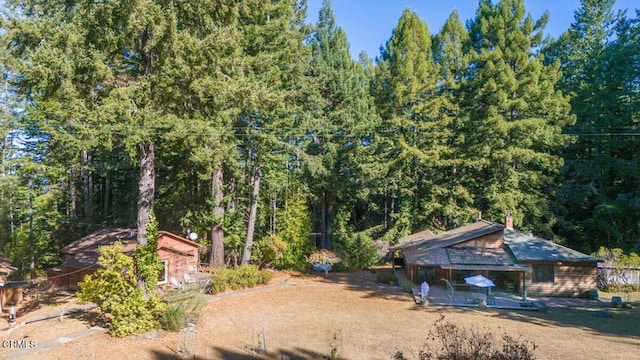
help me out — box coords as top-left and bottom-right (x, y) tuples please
(157, 234), (199, 282)
(524, 261), (598, 297)
(0, 287), (24, 310)
(452, 231), (503, 248)
(47, 267), (96, 290)
(158, 249), (196, 281)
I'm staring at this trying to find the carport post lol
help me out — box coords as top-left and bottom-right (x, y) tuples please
(521, 271), (527, 301)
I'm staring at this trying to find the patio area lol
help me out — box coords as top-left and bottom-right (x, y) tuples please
(414, 283), (608, 310)
(416, 284), (540, 310)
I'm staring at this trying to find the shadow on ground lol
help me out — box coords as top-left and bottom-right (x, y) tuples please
(286, 267), (410, 303)
(285, 268), (640, 338)
(149, 346), (342, 359)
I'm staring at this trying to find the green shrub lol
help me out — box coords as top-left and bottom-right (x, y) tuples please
(335, 232), (380, 270)
(161, 292), (208, 332)
(253, 234), (288, 268)
(602, 283), (640, 293)
(376, 271), (398, 284)
(208, 265), (273, 294)
(135, 212), (163, 293)
(400, 280), (415, 293)
(252, 192), (313, 271)
(77, 243), (165, 337)
(160, 305), (185, 332)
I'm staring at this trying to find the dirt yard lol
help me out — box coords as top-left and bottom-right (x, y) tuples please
(1, 270), (639, 360)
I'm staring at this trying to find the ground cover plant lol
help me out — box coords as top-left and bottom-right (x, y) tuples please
(208, 265), (273, 294)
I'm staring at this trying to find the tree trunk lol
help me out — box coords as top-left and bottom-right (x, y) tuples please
(242, 166), (261, 265)
(69, 166), (77, 218)
(271, 194), (277, 234)
(321, 191), (327, 248)
(103, 173), (111, 220)
(28, 177), (34, 275)
(210, 163), (225, 268)
(81, 150), (93, 220)
(136, 142), (155, 293)
(326, 192), (334, 249)
(320, 191), (334, 249)
(137, 142), (155, 247)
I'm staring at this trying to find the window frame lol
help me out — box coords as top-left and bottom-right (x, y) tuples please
(158, 259), (169, 285)
(532, 263), (555, 283)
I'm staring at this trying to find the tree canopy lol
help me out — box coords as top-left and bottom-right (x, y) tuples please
(0, 0), (638, 276)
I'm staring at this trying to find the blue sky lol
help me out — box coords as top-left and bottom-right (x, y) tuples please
(306, 0), (639, 59)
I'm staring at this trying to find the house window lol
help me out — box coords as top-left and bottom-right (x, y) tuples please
(158, 260), (169, 284)
(532, 264), (554, 283)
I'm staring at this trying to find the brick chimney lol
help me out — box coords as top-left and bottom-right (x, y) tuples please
(505, 210), (513, 230)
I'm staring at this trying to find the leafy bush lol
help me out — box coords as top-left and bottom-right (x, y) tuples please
(401, 280), (415, 293)
(161, 293), (208, 332)
(602, 283), (640, 292)
(160, 305), (185, 332)
(135, 212), (163, 293)
(307, 249), (343, 275)
(253, 234), (288, 268)
(376, 271), (398, 284)
(208, 265), (273, 294)
(277, 192), (314, 269)
(77, 243), (165, 337)
(335, 232), (380, 270)
(393, 316), (537, 360)
(252, 192), (313, 270)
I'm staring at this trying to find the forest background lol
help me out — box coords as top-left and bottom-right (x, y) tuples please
(0, 0), (638, 275)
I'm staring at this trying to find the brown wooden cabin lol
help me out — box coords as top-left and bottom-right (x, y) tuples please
(392, 214), (599, 298)
(47, 227), (201, 289)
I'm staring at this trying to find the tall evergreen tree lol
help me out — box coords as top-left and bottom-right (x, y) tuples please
(431, 10), (475, 229)
(235, 0), (309, 264)
(548, 1), (640, 251)
(2, 0), (239, 277)
(304, 0), (377, 249)
(373, 9), (449, 234)
(463, 0), (573, 235)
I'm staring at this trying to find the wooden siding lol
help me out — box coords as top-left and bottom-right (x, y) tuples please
(158, 233), (199, 282)
(49, 233), (199, 289)
(0, 287), (23, 310)
(523, 261), (597, 297)
(47, 267), (94, 290)
(406, 264), (417, 283)
(452, 231), (503, 248)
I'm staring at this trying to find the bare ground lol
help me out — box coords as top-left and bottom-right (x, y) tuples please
(1, 270), (639, 360)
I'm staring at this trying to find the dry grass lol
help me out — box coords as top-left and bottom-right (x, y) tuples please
(2, 270), (639, 360)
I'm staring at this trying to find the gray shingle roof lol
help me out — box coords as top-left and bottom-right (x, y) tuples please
(503, 229), (599, 263)
(399, 222), (598, 267)
(401, 221), (505, 265)
(447, 247), (516, 266)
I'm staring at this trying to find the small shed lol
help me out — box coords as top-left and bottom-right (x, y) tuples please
(0, 256), (20, 310)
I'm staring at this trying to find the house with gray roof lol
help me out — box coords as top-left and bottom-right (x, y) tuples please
(393, 213), (599, 297)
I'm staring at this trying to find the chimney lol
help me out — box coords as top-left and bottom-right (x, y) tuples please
(477, 211), (482, 222)
(505, 209), (513, 230)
